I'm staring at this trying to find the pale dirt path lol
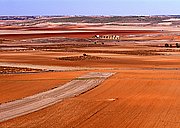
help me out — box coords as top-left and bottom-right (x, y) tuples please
(0, 62), (180, 72)
(0, 72), (115, 123)
(0, 62), (91, 71)
(0, 62), (114, 71)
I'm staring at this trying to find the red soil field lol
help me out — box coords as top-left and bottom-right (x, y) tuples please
(0, 24), (180, 128)
(1, 70), (179, 128)
(0, 71), (87, 104)
(1, 51), (180, 69)
(0, 30), (159, 40)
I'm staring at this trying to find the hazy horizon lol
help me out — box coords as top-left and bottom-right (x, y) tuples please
(0, 0), (180, 16)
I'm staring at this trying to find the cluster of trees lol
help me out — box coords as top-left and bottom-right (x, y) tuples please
(165, 43), (180, 48)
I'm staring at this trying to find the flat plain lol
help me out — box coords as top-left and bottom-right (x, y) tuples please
(0, 16), (180, 128)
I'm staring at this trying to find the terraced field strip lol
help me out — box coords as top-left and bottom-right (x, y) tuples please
(0, 72), (115, 122)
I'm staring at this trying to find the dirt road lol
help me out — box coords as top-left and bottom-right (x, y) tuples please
(1, 62), (180, 72)
(0, 72), (114, 123)
(0, 62), (89, 71)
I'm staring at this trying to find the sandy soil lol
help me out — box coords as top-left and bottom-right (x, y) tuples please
(81, 25), (180, 32)
(1, 70), (179, 128)
(0, 71), (87, 104)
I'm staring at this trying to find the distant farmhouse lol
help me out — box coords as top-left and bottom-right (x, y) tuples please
(93, 35), (120, 40)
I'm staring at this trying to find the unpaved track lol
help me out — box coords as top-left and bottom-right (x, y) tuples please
(0, 62), (91, 71)
(0, 72), (114, 123)
(0, 62), (115, 71)
(0, 62), (180, 72)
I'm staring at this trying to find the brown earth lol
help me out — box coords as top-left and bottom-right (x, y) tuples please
(0, 30), (159, 40)
(1, 49), (180, 69)
(0, 71), (87, 104)
(0, 72), (114, 123)
(0, 24), (180, 128)
(1, 70), (179, 128)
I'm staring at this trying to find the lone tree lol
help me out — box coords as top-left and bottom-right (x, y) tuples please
(176, 43), (180, 48)
(165, 43), (169, 47)
(83, 53), (87, 57)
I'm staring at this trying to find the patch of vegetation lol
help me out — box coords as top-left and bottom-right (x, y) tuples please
(46, 16), (169, 23)
(57, 54), (109, 61)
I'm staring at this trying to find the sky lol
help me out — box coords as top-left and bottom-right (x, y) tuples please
(0, 0), (180, 16)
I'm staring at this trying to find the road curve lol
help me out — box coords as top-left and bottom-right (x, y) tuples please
(0, 72), (114, 123)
